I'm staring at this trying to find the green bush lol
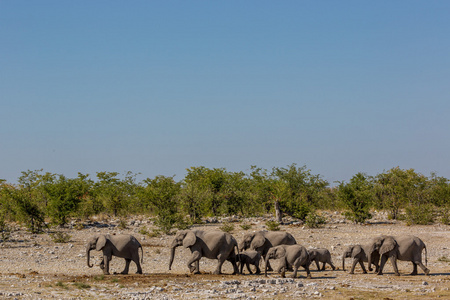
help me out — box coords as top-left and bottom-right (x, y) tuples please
(240, 222), (252, 230)
(50, 231), (71, 243)
(220, 222), (235, 233)
(304, 211), (327, 228)
(405, 204), (434, 225)
(265, 220), (280, 231)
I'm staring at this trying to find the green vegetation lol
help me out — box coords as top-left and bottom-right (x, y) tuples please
(0, 165), (449, 233)
(73, 282), (91, 289)
(50, 231), (71, 243)
(219, 222), (235, 233)
(265, 220), (280, 231)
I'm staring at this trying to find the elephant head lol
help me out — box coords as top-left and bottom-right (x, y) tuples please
(342, 245), (362, 271)
(168, 230), (197, 270)
(239, 232), (255, 251)
(86, 235), (107, 268)
(368, 236), (397, 271)
(265, 246), (286, 276)
(240, 232), (266, 251)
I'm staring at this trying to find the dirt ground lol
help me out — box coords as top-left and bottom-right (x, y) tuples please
(0, 212), (449, 299)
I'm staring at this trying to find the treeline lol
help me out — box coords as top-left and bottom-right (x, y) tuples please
(1, 164), (449, 234)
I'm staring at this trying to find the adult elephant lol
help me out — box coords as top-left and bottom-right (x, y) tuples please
(168, 230), (239, 275)
(367, 235), (429, 276)
(239, 231), (297, 271)
(86, 234), (143, 275)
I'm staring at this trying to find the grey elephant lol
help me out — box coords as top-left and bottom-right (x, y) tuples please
(236, 250), (261, 274)
(265, 244), (311, 279)
(169, 230), (239, 275)
(86, 234), (143, 275)
(308, 248), (336, 271)
(240, 231), (296, 271)
(367, 235), (429, 276)
(342, 244), (380, 274)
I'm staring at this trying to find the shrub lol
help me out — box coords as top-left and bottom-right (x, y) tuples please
(304, 211), (326, 228)
(0, 216), (11, 242)
(240, 223), (252, 230)
(73, 282), (91, 289)
(50, 231), (71, 243)
(337, 173), (373, 224)
(220, 222), (235, 233)
(405, 204), (434, 225)
(439, 207), (450, 225)
(265, 220), (280, 231)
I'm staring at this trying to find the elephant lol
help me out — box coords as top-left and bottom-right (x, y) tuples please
(342, 244), (380, 274)
(307, 248), (336, 271)
(264, 244), (311, 279)
(236, 250), (261, 275)
(86, 234), (143, 275)
(239, 230), (296, 272)
(168, 230), (239, 275)
(367, 235), (429, 276)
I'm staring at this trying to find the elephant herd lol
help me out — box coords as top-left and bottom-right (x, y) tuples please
(86, 230), (430, 279)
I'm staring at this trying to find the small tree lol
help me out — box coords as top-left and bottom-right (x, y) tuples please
(140, 175), (182, 234)
(337, 173), (373, 224)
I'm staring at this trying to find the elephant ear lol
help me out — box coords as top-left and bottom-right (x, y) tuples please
(183, 231), (197, 248)
(251, 234), (266, 250)
(351, 245), (362, 257)
(379, 236), (397, 255)
(274, 246), (286, 259)
(96, 235), (107, 251)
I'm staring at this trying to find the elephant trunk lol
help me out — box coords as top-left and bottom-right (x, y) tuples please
(86, 246), (93, 268)
(264, 254), (271, 277)
(168, 246), (176, 270)
(238, 241), (245, 252)
(367, 251), (373, 272)
(342, 254), (346, 271)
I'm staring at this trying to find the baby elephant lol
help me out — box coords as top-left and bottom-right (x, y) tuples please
(86, 234), (143, 275)
(308, 248), (336, 271)
(265, 244), (311, 279)
(236, 250), (261, 274)
(342, 244), (380, 274)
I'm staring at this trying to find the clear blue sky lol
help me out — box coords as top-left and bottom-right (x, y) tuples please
(1, 1), (450, 184)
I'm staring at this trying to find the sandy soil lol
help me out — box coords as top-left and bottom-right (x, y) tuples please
(0, 213), (449, 299)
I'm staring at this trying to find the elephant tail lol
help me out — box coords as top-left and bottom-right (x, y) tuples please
(424, 245), (427, 266)
(140, 245), (144, 264)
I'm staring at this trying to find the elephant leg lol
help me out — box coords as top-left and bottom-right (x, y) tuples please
(389, 256), (400, 276)
(99, 258), (105, 270)
(133, 256), (143, 274)
(291, 265), (299, 278)
(304, 264), (312, 279)
(329, 259), (336, 270)
(214, 254), (226, 275)
(121, 259), (131, 275)
(246, 262), (253, 274)
(278, 260), (287, 277)
(377, 255), (388, 275)
(414, 260), (430, 275)
(187, 251), (202, 274)
(350, 258), (358, 274)
(255, 263), (261, 275)
(410, 262), (418, 275)
(239, 261), (244, 274)
(103, 255), (111, 275)
(359, 260), (367, 274)
(314, 259), (320, 270)
(321, 262), (326, 271)
(226, 255), (239, 275)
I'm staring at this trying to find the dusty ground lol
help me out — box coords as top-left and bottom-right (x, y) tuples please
(0, 212), (449, 299)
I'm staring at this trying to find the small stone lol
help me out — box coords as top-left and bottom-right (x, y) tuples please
(423, 281), (429, 286)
